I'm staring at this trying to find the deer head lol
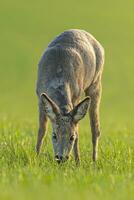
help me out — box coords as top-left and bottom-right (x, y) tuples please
(41, 93), (91, 163)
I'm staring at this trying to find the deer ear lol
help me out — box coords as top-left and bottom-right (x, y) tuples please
(71, 97), (91, 123)
(41, 93), (60, 121)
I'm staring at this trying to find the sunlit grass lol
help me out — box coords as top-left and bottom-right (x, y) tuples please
(0, 119), (134, 200)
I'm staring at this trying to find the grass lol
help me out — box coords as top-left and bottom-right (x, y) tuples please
(1, 0), (134, 199)
(1, 118), (134, 200)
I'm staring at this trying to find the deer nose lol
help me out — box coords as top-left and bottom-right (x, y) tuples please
(55, 155), (63, 160)
(55, 155), (59, 159)
(55, 155), (63, 163)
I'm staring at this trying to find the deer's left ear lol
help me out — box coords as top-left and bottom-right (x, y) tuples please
(71, 97), (91, 123)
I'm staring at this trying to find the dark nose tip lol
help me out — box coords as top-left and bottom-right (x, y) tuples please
(55, 155), (63, 160)
(55, 155), (63, 164)
(55, 155), (59, 159)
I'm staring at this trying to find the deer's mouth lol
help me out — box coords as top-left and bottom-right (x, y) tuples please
(55, 155), (69, 164)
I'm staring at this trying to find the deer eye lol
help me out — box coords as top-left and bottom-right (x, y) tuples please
(52, 133), (57, 140)
(70, 135), (75, 142)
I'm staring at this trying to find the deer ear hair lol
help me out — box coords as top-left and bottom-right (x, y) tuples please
(41, 93), (60, 121)
(71, 97), (91, 123)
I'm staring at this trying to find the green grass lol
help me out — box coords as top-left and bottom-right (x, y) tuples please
(0, 0), (134, 199)
(1, 119), (134, 200)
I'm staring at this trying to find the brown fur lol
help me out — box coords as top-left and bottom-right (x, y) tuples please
(36, 29), (104, 164)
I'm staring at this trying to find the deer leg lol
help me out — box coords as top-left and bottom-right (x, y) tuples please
(86, 81), (102, 162)
(36, 105), (48, 155)
(73, 137), (80, 165)
(73, 126), (80, 165)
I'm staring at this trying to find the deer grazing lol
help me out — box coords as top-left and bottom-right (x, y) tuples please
(36, 29), (104, 164)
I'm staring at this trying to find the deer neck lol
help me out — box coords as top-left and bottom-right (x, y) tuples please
(48, 80), (73, 114)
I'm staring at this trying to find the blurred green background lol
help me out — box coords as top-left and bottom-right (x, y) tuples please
(1, 0), (134, 127)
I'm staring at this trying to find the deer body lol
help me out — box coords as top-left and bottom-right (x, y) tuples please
(36, 29), (104, 164)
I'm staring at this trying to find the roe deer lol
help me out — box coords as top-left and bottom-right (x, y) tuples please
(36, 29), (104, 164)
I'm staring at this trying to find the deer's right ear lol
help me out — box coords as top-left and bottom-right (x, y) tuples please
(41, 93), (60, 121)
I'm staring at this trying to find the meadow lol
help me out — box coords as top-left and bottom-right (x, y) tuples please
(0, 0), (134, 199)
